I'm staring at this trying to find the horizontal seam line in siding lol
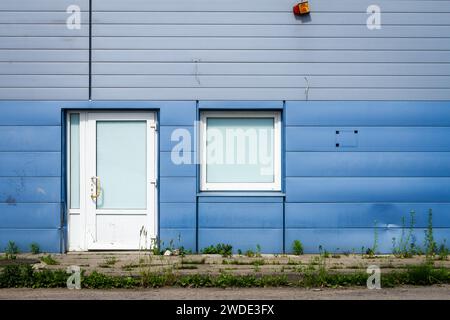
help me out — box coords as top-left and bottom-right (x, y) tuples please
(198, 227), (282, 230)
(0, 87), (88, 89)
(286, 176), (450, 178)
(284, 227), (450, 229)
(92, 63), (450, 65)
(91, 61), (450, 63)
(0, 228), (60, 230)
(286, 151), (450, 153)
(0, 62), (88, 63)
(82, 22), (450, 24)
(90, 48), (450, 51)
(0, 176), (61, 178)
(90, 24), (450, 26)
(90, 62), (450, 64)
(91, 11), (450, 14)
(0, 48), (89, 52)
(90, 74), (450, 77)
(286, 125), (450, 127)
(0, 125), (61, 127)
(285, 151), (450, 152)
(285, 176), (450, 178)
(92, 87), (450, 89)
(90, 36), (450, 39)
(0, 36), (88, 38)
(284, 201), (450, 203)
(93, 75), (450, 77)
(285, 202), (450, 204)
(160, 202), (197, 204)
(160, 176), (196, 178)
(0, 203), (61, 205)
(0, 150), (61, 152)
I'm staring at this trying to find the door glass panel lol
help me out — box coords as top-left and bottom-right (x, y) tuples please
(70, 113), (80, 209)
(96, 121), (147, 209)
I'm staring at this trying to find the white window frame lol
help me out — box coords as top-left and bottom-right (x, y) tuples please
(66, 111), (87, 251)
(200, 111), (281, 191)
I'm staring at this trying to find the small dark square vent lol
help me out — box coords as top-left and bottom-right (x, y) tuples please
(335, 129), (359, 148)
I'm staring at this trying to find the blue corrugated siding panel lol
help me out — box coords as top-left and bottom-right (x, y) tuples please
(160, 152), (196, 177)
(285, 102), (450, 126)
(0, 1), (89, 100)
(159, 203), (196, 229)
(285, 101), (450, 253)
(287, 152), (450, 177)
(0, 97), (450, 254)
(0, 152), (61, 177)
(286, 178), (450, 203)
(0, 229), (61, 253)
(0, 178), (60, 203)
(158, 101), (197, 251)
(199, 229), (283, 253)
(0, 126), (61, 152)
(159, 228), (196, 252)
(0, 203), (61, 229)
(199, 203), (283, 229)
(285, 228), (450, 254)
(89, 0), (450, 100)
(0, 102), (62, 252)
(286, 203), (450, 229)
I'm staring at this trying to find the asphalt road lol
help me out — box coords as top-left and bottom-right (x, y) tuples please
(0, 286), (449, 300)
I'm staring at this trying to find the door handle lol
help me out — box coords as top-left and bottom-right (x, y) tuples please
(90, 176), (101, 200)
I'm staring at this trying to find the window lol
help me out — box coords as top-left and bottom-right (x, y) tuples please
(200, 111), (281, 191)
(69, 113), (81, 209)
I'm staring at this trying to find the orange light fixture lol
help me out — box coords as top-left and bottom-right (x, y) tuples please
(293, 1), (310, 15)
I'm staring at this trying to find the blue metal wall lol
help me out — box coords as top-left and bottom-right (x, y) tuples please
(285, 101), (450, 253)
(1, 101), (449, 253)
(0, 102), (63, 252)
(2, 0), (450, 100)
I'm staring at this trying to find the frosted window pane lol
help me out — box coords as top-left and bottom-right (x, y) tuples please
(70, 114), (80, 209)
(206, 118), (274, 183)
(96, 121), (147, 209)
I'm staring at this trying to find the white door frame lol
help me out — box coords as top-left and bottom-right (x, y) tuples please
(66, 111), (158, 251)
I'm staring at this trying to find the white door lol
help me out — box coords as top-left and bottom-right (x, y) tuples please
(79, 112), (157, 250)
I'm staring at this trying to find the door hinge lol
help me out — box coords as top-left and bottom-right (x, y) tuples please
(150, 180), (158, 188)
(150, 124), (158, 131)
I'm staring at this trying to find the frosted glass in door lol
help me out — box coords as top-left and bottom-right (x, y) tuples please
(96, 121), (147, 209)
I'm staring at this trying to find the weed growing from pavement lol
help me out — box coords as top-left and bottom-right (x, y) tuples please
(392, 210), (420, 258)
(292, 240), (304, 255)
(99, 256), (118, 268)
(244, 250), (255, 257)
(5, 241), (19, 260)
(255, 245), (262, 257)
(424, 209), (437, 259)
(40, 255), (59, 265)
(201, 244), (233, 257)
(365, 220), (379, 258)
(29, 243), (40, 255)
(438, 241), (449, 261)
(0, 261), (449, 289)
